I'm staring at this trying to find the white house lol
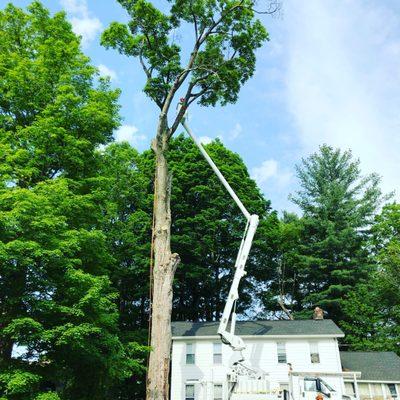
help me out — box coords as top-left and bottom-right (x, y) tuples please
(341, 351), (400, 400)
(171, 318), (400, 400)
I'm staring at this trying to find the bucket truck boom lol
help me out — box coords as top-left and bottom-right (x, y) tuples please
(180, 111), (264, 380)
(177, 106), (343, 400)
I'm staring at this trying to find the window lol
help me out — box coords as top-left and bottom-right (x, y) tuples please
(358, 383), (370, 397)
(388, 384), (398, 398)
(345, 382), (356, 397)
(319, 379), (334, 396)
(309, 342), (320, 363)
(372, 383), (383, 398)
(186, 343), (195, 364)
(304, 378), (334, 395)
(304, 379), (318, 392)
(185, 384), (195, 400)
(214, 384), (223, 400)
(277, 342), (287, 363)
(213, 343), (222, 364)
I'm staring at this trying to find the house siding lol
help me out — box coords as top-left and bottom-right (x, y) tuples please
(171, 337), (344, 400)
(343, 382), (400, 400)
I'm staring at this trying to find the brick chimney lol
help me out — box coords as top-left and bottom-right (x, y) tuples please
(313, 307), (324, 320)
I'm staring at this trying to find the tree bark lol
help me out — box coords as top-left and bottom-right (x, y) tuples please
(147, 120), (180, 400)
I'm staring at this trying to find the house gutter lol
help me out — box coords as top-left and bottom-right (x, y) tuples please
(172, 334), (345, 340)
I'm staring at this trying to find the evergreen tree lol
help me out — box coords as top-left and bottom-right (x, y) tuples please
(98, 143), (152, 333)
(341, 203), (400, 354)
(288, 145), (384, 321)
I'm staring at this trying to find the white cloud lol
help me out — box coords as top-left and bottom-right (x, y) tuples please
(199, 136), (213, 145)
(60, 0), (102, 47)
(284, 0), (400, 198)
(114, 125), (146, 147)
(252, 159), (278, 185)
(98, 64), (118, 81)
(229, 123), (243, 140)
(251, 159), (292, 188)
(60, 0), (87, 14)
(70, 16), (102, 46)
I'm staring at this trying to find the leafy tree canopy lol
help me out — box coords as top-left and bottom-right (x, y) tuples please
(0, 1), (120, 188)
(0, 3), (145, 400)
(167, 135), (278, 320)
(105, 135), (279, 325)
(102, 0), (272, 136)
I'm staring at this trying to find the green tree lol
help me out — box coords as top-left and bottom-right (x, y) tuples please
(261, 212), (303, 319)
(288, 145), (384, 321)
(342, 203), (400, 353)
(96, 142), (152, 400)
(101, 0), (275, 397)
(91, 136), (280, 396)
(0, 2), (119, 188)
(166, 135), (277, 321)
(0, 3), (145, 399)
(95, 136), (278, 397)
(0, 179), (146, 400)
(98, 143), (152, 332)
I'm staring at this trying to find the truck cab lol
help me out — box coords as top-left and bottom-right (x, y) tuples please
(299, 377), (338, 400)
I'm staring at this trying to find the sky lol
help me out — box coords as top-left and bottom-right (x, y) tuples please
(3, 0), (400, 213)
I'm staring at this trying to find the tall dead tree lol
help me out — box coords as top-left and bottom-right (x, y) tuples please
(102, 1), (278, 398)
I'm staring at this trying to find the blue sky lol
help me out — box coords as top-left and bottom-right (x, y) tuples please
(3, 0), (400, 213)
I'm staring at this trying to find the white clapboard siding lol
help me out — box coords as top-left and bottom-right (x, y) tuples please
(171, 336), (344, 400)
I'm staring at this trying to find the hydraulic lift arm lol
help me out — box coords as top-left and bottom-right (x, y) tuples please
(180, 114), (259, 360)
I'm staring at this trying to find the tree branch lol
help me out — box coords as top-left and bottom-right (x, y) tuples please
(187, 87), (209, 105)
(167, 81), (196, 137)
(158, 41), (201, 126)
(167, 83), (212, 139)
(158, 1), (240, 130)
(199, 0), (245, 45)
(139, 50), (152, 80)
(190, 1), (199, 41)
(278, 298), (294, 320)
(253, 1), (282, 15)
(159, 0), (274, 137)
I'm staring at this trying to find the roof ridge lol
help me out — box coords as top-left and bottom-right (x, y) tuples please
(341, 350), (397, 354)
(172, 319), (335, 323)
(172, 319), (343, 337)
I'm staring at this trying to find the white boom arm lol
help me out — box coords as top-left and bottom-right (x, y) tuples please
(217, 214), (259, 352)
(180, 115), (259, 358)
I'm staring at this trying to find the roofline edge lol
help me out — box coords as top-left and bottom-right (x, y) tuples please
(172, 333), (345, 340)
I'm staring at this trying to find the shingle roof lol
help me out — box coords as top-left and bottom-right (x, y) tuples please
(340, 351), (400, 382)
(172, 319), (344, 337)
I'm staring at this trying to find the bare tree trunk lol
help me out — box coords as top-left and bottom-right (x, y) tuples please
(147, 122), (180, 400)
